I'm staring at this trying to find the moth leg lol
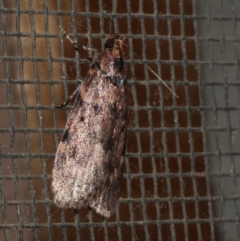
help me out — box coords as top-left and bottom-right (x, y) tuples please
(52, 80), (82, 108)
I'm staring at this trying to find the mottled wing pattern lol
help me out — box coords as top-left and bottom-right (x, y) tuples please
(52, 35), (127, 218)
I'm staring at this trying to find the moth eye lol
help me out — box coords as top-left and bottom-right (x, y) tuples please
(105, 38), (114, 49)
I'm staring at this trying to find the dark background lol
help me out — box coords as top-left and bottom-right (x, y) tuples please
(0, 0), (239, 240)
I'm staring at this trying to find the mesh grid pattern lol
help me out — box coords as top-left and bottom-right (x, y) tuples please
(0, 0), (240, 240)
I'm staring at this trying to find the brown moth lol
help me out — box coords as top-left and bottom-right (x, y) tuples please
(52, 31), (127, 218)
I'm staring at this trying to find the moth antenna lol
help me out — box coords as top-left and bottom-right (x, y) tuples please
(59, 26), (99, 56)
(125, 44), (179, 98)
(147, 66), (179, 99)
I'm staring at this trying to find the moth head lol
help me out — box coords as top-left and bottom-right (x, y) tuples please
(104, 34), (127, 54)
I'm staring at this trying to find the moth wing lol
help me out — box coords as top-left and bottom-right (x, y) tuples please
(90, 155), (125, 218)
(52, 78), (126, 218)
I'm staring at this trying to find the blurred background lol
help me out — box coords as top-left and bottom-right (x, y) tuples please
(0, 0), (240, 240)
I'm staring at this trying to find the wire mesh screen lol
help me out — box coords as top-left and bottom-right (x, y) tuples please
(0, 0), (240, 240)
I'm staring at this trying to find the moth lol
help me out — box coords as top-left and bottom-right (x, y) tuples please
(52, 30), (127, 218)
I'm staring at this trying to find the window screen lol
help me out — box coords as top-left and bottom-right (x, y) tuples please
(0, 0), (240, 240)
